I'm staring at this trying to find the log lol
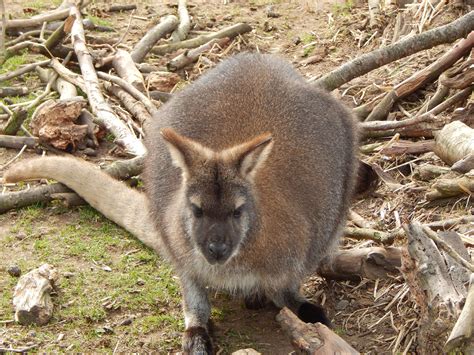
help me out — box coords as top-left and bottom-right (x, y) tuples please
(413, 163), (450, 181)
(445, 273), (474, 353)
(434, 121), (474, 166)
(171, 0), (191, 42)
(167, 37), (230, 72)
(4, 8), (70, 30)
(112, 49), (145, 92)
(426, 175), (474, 200)
(0, 135), (39, 150)
(108, 4), (136, 12)
(130, 15), (179, 63)
(380, 139), (435, 156)
(276, 307), (359, 354)
(401, 222), (470, 352)
(426, 215), (474, 230)
(12, 264), (58, 325)
(68, 6), (146, 156)
(151, 23), (252, 56)
(0, 87), (28, 97)
(365, 31), (474, 121)
(318, 246), (402, 281)
(312, 12), (474, 91)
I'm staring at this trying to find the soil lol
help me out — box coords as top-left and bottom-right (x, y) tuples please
(1, 0), (472, 354)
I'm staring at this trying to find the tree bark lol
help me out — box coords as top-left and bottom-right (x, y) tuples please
(112, 49), (146, 92)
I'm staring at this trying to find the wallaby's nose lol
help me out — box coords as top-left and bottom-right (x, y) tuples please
(208, 242), (228, 259)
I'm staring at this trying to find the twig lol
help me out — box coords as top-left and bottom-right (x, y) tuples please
(425, 215), (474, 230)
(0, 59), (50, 83)
(1, 144), (28, 170)
(312, 12), (474, 91)
(422, 225), (474, 272)
(171, 0), (191, 42)
(97, 71), (158, 116)
(0, 344), (39, 353)
(361, 86), (473, 131)
(151, 22), (252, 56)
(112, 9), (134, 48)
(130, 15), (179, 63)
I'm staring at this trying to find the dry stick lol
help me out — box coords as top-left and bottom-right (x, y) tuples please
(0, 87), (28, 97)
(97, 71), (158, 116)
(108, 4), (136, 12)
(6, 29), (52, 47)
(0, 59), (50, 83)
(312, 11), (474, 91)
(152, 22), (252, 56)
(104, 82), (152, 125)
(68, 6), (146, 156)
(361, 86), (473, 132)
(344, 226), (402, 244)
(365, 31), (474, 122)
(167, 37), (230, 72)
(171, 0), (191, 42)
(130, 15), (179, 63)
(50, 58), (87, 92)
(426, 215), (474, 230)
(4, 8), (70, 29)
(0, 135), (39, 149)
(112, 49), (145, 91)
(422, 225), (474, 272)
(1, 144), (28, 170)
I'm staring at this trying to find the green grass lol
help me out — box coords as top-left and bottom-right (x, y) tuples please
(24, 0), (62, 9)
(87, 15), (113, 28)
(331, 0), (354, 16)
(0, 206), (182, 352)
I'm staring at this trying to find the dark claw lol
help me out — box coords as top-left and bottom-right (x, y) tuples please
(182, 326), (213, 355)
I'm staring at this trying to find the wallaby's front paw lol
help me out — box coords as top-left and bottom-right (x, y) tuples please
(298, 302), (332, 328)
(182, 326), (213, 355)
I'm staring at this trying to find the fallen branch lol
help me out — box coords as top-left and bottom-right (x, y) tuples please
(68, 6), (146, 156)
(151, 22), (252, 56)
(344, 226), (402, 244)
(171, 0), (191, 42)
(50, 58), (87, 93)
(2, 108), (27, 135)
(425, 215), (474, 230)
(276, 307), (359, 354)
(112, 49), (145, 91)
(108, 4), (136, 12)
(104, 82), (151, 125)
(130, 15), (179, 63)
(426, 175), (474, 200)
(0, 59), (50, 83)
(361, 86), (473, 132)
(413, 164), (450, 181)
(0, 87), (28, 97)
(365, 31), (474, 122)
(4, 8), (70, 30)
(0, 135), (39, 149)
(312, 12), (474, 91)
(167, 37), (230, 72)
(97, 71), (158, 116)
(318, 246), (402, 281)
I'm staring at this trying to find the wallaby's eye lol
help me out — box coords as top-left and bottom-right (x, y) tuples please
(191, 204), (203, 218)
(233, 206), (243, 219)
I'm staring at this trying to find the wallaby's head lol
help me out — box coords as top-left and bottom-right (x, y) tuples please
(160, 128), (273, 265)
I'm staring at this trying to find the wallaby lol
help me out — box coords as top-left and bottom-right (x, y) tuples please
(4, 53), (358, 354)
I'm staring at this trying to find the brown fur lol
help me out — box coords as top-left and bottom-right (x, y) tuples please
(4, 53), (358, 353)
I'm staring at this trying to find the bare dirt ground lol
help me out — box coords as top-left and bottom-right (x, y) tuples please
(1, 0), (472, 353)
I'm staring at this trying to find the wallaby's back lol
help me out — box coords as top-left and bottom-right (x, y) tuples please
(145, 53), (357, 278)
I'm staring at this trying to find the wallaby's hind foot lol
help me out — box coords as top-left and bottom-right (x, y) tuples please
(244, 293), (268, 310)
(298, 302), (332, 327)
(182, 326), (213, 355)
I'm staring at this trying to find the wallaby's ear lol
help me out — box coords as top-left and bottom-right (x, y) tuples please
(222, 133), (273, 181)
(160, 128), (213, 178)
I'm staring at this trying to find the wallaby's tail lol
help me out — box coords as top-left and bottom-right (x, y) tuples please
(3, 157), (161, 251)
